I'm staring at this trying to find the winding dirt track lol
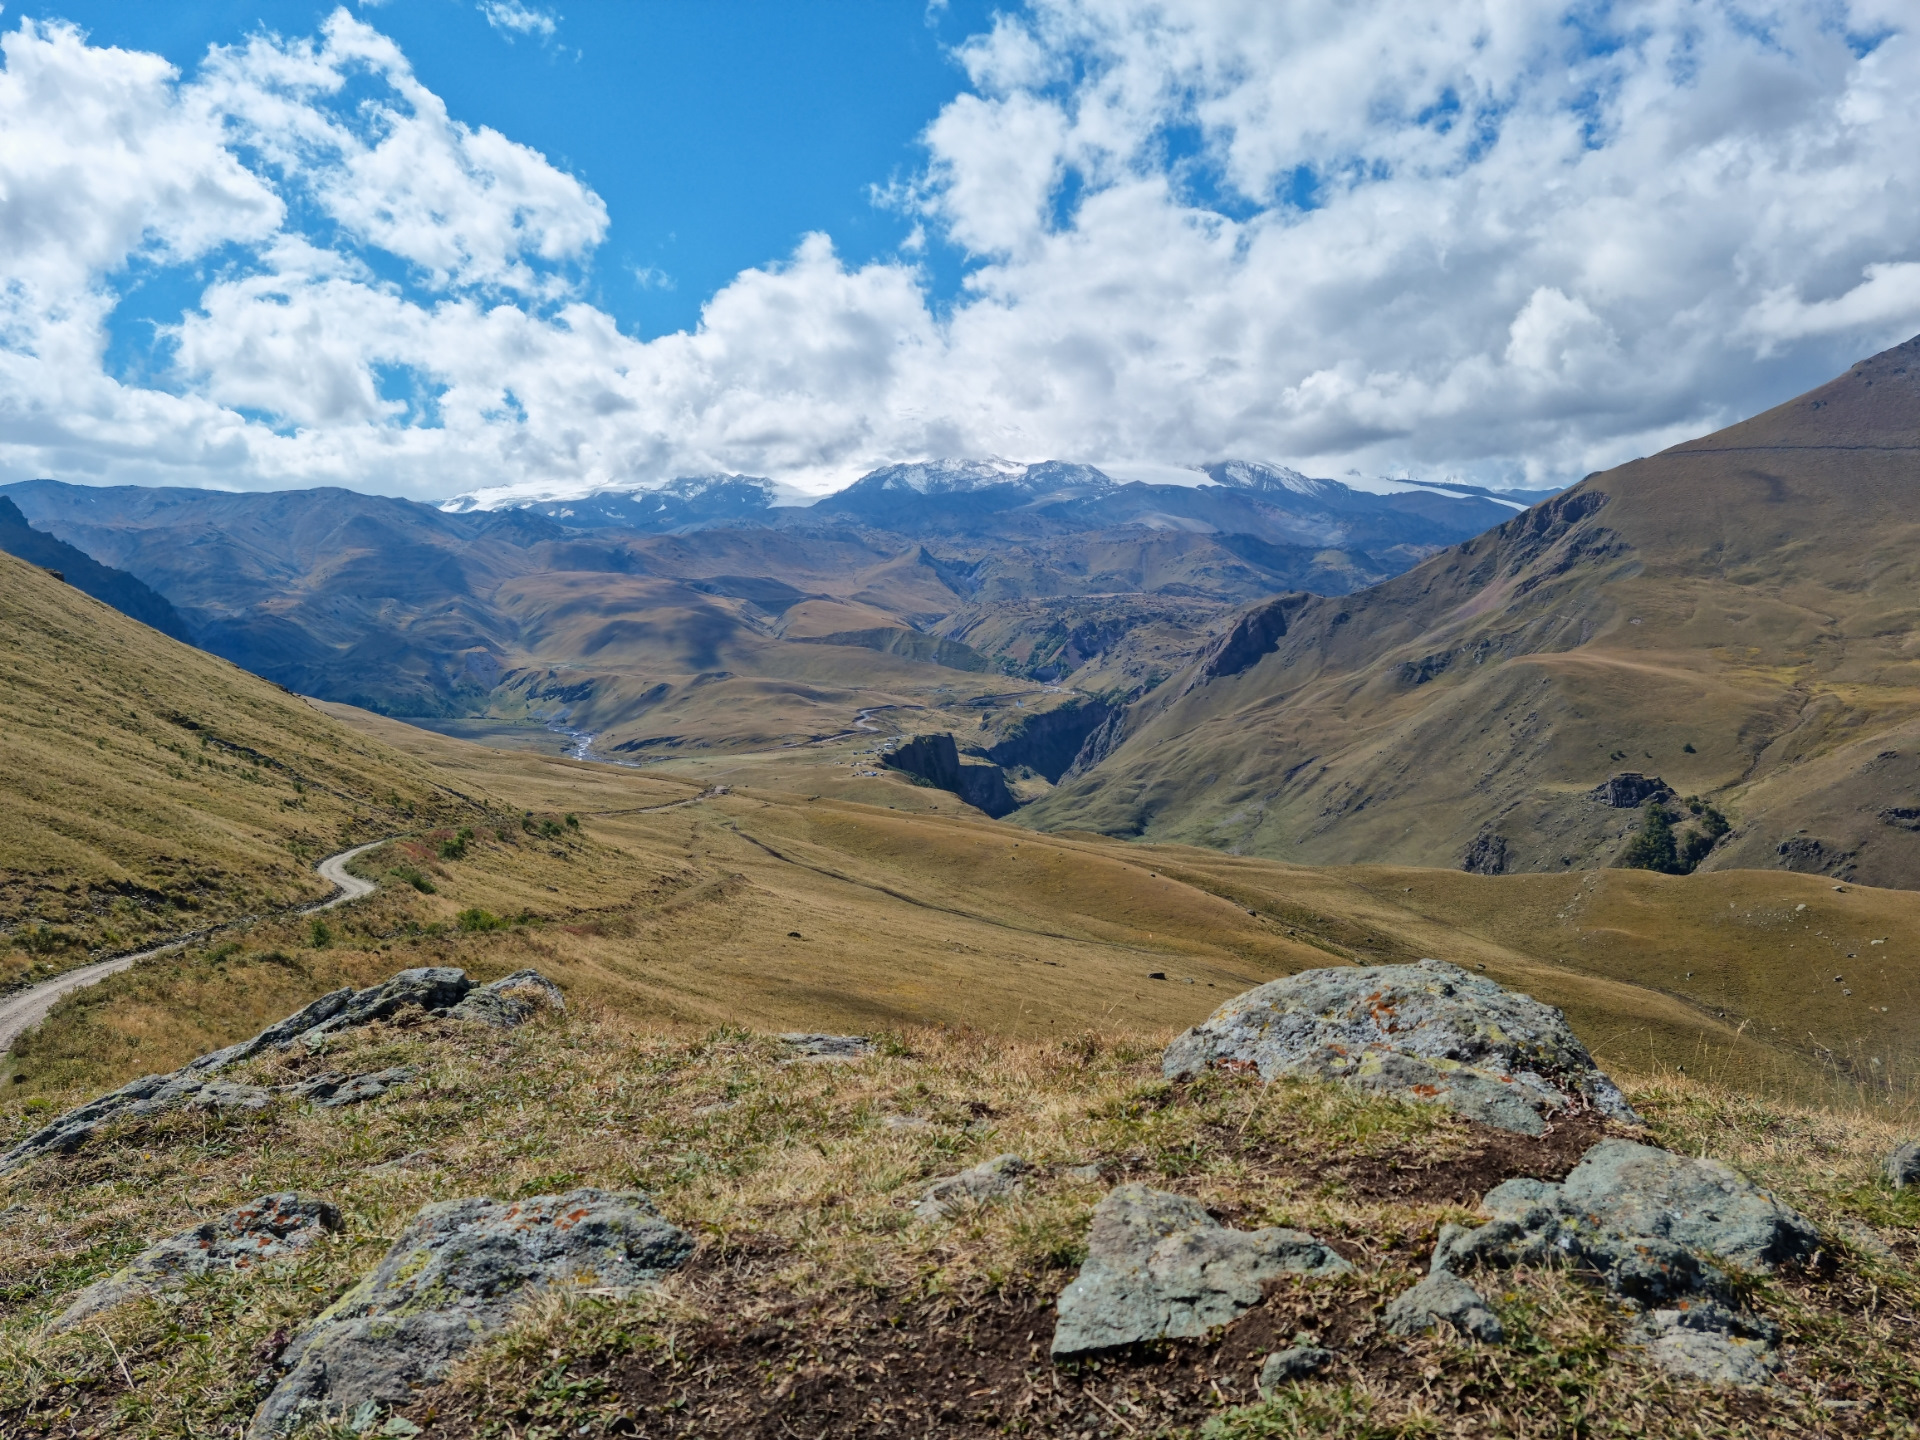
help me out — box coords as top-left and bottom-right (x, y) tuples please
(0, 839), (386, 1058)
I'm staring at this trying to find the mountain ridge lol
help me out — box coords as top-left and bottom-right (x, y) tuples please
(1021, 332), (1920, 889)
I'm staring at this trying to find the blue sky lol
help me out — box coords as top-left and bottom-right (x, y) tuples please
(18, 0), (997, 339)
(0, 1), (1916, 503)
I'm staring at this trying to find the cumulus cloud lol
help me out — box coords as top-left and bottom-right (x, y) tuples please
(0, 2), (1918, 502)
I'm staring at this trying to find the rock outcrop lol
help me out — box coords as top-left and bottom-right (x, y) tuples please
(0, 968), (560, 1175)
(55, 1193), (339, 1331)
(913, 1154), (1029, 1221)
(1415, 1138), (1817, 1383)
(1051, 1184), (1350, 1356)
(1590, 773), (1675, 808)
(250, 1188), (692, 1436)
(1162, 960), (1638, 1136)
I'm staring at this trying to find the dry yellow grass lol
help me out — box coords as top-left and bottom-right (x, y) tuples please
(0, 553), (477, 981)
(2, 994), (1915, 1439)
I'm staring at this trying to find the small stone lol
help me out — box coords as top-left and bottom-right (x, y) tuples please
(55, 1193), (340, 1331)
(1627, 1303), (1781, 1386)
(882, 1113), (928, 1131)
(1383, 1271), (1504, 1343)
(777, 1033), (873, 1060)
(914, 1154), (1030, 1220)
(1065, 1163), (1105, 1183)
(1051, 1184), (1350, 1355)
(1885, 1139), (1920, 1189)
(1257, 1344), (1333, 1393)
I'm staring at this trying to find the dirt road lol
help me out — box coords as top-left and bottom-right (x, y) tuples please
(0, 839), (386, 1058)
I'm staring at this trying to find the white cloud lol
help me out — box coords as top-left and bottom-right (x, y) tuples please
(0, 3), (1918, 503)
(479, 3), (558, 41)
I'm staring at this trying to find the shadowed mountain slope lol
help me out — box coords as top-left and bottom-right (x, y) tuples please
(1023, 334), (1920, 889)
(0, 497), (190, 641)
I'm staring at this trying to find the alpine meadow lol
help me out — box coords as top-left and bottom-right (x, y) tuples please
(4, 6), (1920, 1439)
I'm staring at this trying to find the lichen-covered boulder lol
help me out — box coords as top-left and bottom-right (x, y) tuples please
(445, 970), (566, 1027)
(913, 1154), (1029, 1221)
(1162, 960), (1639, 1136)
(249, 1188), (692, 1437)
(1051, 1184), (1349, 1356)
(1435, 1139), (1820, 1301)
(1429, 1138), (1816, 1381)
(297, 967), (476, 1046)
(54, 1193), (339, 1330)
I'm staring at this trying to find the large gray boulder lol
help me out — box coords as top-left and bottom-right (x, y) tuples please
(1162, 960), (1638, 1136)
(1051, 1184), (1350, 1356)
(54, 1193), (339, 1330)
(250, 1188), (692, 1437)
(0, 968), (560, 1175)
(1427, 1138), (1816, 1383)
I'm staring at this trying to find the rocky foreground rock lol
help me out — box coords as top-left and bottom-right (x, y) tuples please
(54, 1192), (339, 1331)
(1162, 959), (1639, 1135)
(1397, 1137), (1819, 1384)
(0, 967), (561, 1175)
(250, 1188), (693, 1436)
(1052, 1184), (1350, 1355)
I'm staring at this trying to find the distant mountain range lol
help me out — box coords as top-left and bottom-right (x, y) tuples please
(452, 458), (1552, 557)
(0, 458), (1547, 736)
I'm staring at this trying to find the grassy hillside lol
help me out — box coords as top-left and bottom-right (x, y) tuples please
(14, 702), (1918, 1117)
(1024, 334), (1920, 888)
(4, 980), (1916, 1438)
(0, 551), (478, 985)
(5, 655), (1920, 1434)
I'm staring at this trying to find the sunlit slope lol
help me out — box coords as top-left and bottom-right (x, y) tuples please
(146, 704), (1912, 1113)
(1024, 334), (1920, 887)
(0, 551), (477, 978)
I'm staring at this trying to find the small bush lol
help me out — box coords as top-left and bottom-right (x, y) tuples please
(457, 907), (506, 932)
(308, 917), (332, 949)
(389, 864), (436, 894)
(16, 923), (67, 956)
(439, 826), (475, 861)
(564, 813), (579, 829)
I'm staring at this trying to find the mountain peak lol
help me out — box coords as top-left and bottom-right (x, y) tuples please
(1199, 460), (1340, 498)
(1678, 330), (1920, 453)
